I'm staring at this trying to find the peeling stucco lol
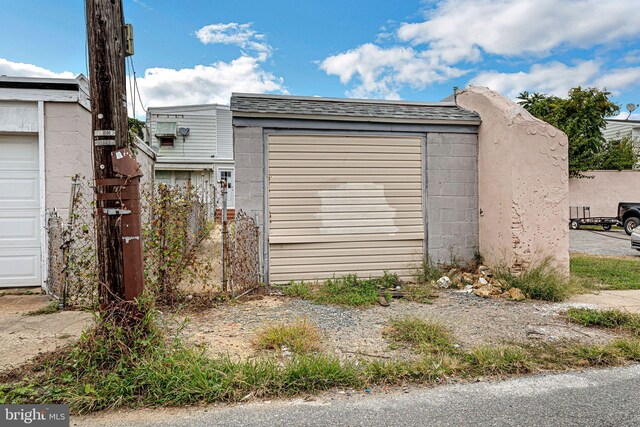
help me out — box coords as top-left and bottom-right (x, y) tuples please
(457, 86), (569, 274)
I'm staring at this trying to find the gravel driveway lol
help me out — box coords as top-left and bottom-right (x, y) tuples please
(179, 293), (614, 361)
(570, 229), (640, 257)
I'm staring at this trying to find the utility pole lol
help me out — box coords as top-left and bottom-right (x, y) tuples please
(85, 0), (144, 305)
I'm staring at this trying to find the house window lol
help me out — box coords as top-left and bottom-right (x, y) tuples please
(160, 137), (174, 147)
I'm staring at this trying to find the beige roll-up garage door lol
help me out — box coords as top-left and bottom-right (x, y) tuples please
(268, 134), (424, 283)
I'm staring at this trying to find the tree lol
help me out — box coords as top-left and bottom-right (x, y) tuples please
(128, 117), (146, 139)
(518, 87), (621, 176)
(597, 135), (638, 171)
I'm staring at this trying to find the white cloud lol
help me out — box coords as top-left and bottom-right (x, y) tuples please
(128, 22), (285, 115)
(0, 58), (75, 78)
(195, 22), (270, 56)
(131, 55), (286, 112)
(471, 61), (600, 99)
(320, 0), (640, 99)
(471, 61), (640, 99)
(320, 43), (466, 99)
(398, 0), (640, 63)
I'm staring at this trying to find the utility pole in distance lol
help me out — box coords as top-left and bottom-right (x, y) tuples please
(85, 0), (144, 305)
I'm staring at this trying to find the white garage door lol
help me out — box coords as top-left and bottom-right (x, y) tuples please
(0, 135), (41, 287)
(268, 134), (424, 283)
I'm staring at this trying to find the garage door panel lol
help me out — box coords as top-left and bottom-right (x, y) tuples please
(270, 217), (424, 230)
(270, 152), (419, 161)
(269, 181), (422, 191)
(270, 239), (423, 252)
(269, 204), (423, 214)
(0, 211), (39, 244)
(269, 167), (420, 176)
(269, 144), (421, 154)
(0, 172), (39, 208)
(269, 189), (422, 199)
(269, 136), (421, 147)
(271, 210), (424, 222)
(269, 174), (420, 184)
(0, 248), (40, 286)
(270, 268), (420, 284)
(0, 136), (38, 170)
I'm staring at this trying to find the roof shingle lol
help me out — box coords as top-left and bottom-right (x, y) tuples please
(231, 94), (480, 123)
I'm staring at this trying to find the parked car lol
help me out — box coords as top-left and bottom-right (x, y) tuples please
(618, 202), (640, 235)
(632, 226), (640, 251)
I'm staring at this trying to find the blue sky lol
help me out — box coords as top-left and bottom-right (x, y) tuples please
(1, 0), (639, 118)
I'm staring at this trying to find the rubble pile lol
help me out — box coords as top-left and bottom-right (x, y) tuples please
(435, 266), (526, 301)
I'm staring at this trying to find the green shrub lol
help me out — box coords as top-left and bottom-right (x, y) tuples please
(415, 259), (442, 284)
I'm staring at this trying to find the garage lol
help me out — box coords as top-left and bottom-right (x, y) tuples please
(231, 93), (480, 284)
(268, 134), (425, 282)
(0, 135), (41, 287)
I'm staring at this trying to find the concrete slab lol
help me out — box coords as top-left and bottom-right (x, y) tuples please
(568, 290), (640, 313)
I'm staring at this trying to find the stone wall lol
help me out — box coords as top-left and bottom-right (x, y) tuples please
(569, 170), (640, 218)
(457, 86), (569, 274)
(234, 126), (265, 226)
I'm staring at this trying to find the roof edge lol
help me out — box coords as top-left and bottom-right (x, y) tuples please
(231, 92), (457, 108)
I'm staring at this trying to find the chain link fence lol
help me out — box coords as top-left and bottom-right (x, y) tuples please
(48, 177), (220, 308)
(223, 210), (262, 297)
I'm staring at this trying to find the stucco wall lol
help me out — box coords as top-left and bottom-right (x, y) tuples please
(45, 102), (93, 220)
(569, 170), (640, 217)
(457, 86), (569, 273)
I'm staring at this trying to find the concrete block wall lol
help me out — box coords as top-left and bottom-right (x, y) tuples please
(426, 132), (479, 264)
(45, 102), (93, 220)
(234, 126), (264, 226)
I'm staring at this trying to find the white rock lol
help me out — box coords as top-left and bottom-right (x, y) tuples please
(436, 276), (452, 289)
(478, 277), (489, 286)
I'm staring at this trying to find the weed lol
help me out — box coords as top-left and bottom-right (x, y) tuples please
(415, 259), (443, 284)
(495, 259), (569, 301)
(280, 281), (313, 299)
(612, 339), (640, 360)
(465, 346), (531, 375)
(253, 319), (322, 355)
(24, 300), (59, 316)
(403, 282), (436, 303)
(570, 254), (640, 290)
(573, 344), (620, 366)
(566, 308), (640, 335)
(280, 274), (394, 307)
(384, 317), (453, 354)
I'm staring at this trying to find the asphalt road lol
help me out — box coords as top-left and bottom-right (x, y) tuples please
(570, 229), (639, 257)
(79, 364), (640, 427)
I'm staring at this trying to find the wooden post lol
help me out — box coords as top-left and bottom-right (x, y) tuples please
(86, 0), (144, 304)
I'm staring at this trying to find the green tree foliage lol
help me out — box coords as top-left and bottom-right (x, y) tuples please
(517, 87), (634, 176)
(128, 117), (146, 139)
(597, 135), (638, 171)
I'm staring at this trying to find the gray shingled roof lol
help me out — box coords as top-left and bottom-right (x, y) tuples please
(231, 94), (480, 123)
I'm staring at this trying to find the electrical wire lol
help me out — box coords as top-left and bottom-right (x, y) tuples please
(130, 56), (147, 114)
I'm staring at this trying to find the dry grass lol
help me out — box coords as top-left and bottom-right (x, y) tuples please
(253, 319), (322, 355)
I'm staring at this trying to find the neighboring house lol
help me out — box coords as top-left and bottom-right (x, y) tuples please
(603, 118), (640, 142)
(231, 93), (481, 284)
(146, 104), (235, 213)
(0, 75), (155, 290)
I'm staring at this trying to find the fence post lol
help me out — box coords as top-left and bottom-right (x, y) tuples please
(60, 174), (81, 309)
(221, 180), (228, 293)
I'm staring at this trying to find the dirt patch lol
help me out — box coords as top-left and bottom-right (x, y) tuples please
(178, 291), (616, 361)
(0, 295), (92, 372)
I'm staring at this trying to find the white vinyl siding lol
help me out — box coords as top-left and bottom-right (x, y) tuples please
(150, 113), (217, 161)
(267, 134), (424, 283)
(216, 109), (233, 160)
(0, 135), (41, 287)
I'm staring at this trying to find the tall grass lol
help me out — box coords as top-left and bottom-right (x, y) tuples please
(495, 259), (570, 301)
(253, 319), (322, 355)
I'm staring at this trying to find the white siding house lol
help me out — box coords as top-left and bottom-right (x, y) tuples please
(147, 104), (234, 208)
(603, 119), (640, 141)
